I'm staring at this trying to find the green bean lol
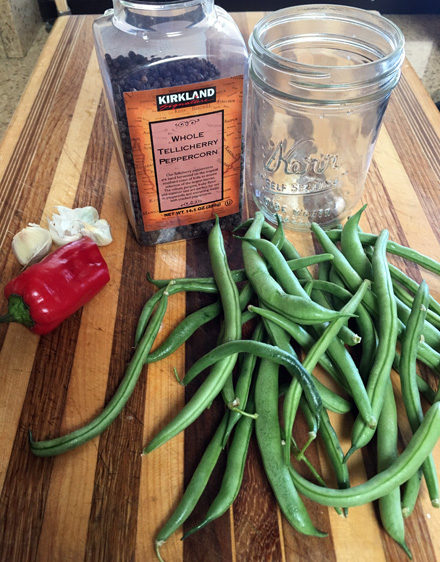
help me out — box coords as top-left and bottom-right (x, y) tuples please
(318, 258), (332, 283)
(306, 279), (377, 379)
(135, 280), (219, 345)
(182, 392), (256, 540)
(237, 217), (307, 273)
(255, 358), (326, 537)
(31, 289), (170, 457)
(377, 380), (412, 558)
(155, 411), (229, 561)
(239, 236), (309, 299)
(248, 305), (350, 396)
(145, 301), (221, 364)
(270, 213), (286, 249)
(328, 264), (346, 290)
(393, 279), (440, 331)
(179, 340), (323, 431)
(396, 297), (440, 353)
(261, 311), (311, 464)
(302, 279), (375, 429)
(283, 377), (304, 463)
(311, 222), (378, 315)
(289, 436), (332, 492)
(300, 397), (350, 515)
(222, 320), (265, 445)
(393, 352), (436, 405)
(360, 246), (440, 354)
(326, 229), (440, 277)
(389, 262), (440, 318)
(346, 230), (399, 458)
(244, 217), (358, 347)
(400, 281), (440, 506)
(244, 232), (362, 347)
(242, 214), (353, 326)
(135, 287), (166, 345)
(147, 254), (334, 290)
(207, 216), (241, 409)
(288, 401), (440, 507)
(144, 349), (244, 454)
(340, 205), (373, 280)
(401, 469), (422, 519)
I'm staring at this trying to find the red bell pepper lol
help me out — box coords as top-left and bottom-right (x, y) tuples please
(0, 237), (110, 335)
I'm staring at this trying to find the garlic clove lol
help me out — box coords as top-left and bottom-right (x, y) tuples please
(80, 219), (113, 246)
(12, 223), (53, 267)
(48, 206), (112, 246)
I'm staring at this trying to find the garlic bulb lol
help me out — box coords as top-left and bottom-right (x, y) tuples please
(48, 206), (113, 246)
(12, 224), (53, 267)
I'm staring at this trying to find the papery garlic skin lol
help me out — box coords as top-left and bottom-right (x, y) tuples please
(48, 206), (113, 246)
(12, 224), (53, 267)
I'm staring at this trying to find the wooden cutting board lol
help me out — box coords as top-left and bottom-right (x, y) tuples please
(1, 12), (440, 562)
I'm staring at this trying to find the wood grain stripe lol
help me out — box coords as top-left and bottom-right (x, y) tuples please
(0, 21), (101, 352)
(83, 226), (151, 562)
(0, 318), (82, 562)
(0, 327), (40, 492)
(373, 126), (440, 296)
(384, 83), (440, 244)
(395, 74), (440, 173)
(137, 241), (186, 561)
(35, 149), (129, 562)
(182, 235), (232, 562)
(0, 17), (86, 253)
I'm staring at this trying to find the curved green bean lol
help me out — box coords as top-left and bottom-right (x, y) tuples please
(179, 341), (323, 432)
(255, 358), (326, 537)
(300, 397), (350, 514)
(147, 254), (335, 290)
(326, 229), (440, 277)
(347, 230), (399, 458)
(340, 204), (373, 280)
(31, 290), (170, 457)
(400, 280), (439, 506)
(155, 411), (229, 560)
(242, 215), (353, 326)
(377, 380), (411, 558)
(182, 393), (255, 539)
(135, 281), (219, 345)
(145, 301), (221, 364)
(288, 401), (440, 507)
(247, 304), (350, 396)
(207, 216), (241, 408)
(222, 320), (264, 445)
(389, 261), (440, 318)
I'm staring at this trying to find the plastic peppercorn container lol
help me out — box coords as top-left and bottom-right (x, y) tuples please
(93, 0), (248, 245)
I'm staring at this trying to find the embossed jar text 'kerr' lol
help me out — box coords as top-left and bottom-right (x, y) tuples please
(246, 6), (405, 230)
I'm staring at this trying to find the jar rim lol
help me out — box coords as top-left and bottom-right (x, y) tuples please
(116, 0), (211, 9)
(249, 4), (405, 75)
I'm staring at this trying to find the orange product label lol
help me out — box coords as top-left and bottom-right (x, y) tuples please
(123, 75), (244, 232)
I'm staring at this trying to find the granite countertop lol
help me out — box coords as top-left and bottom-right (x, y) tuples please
(0, 13), (439, 141)
(387, 14), (440, 106)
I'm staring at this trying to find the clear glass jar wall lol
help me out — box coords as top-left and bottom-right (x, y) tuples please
(93, 0), (248, 245)
(247, 5), (405, 230)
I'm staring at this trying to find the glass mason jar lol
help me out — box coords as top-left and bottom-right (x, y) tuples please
(93, 0), (248, 245)
(247, 5), (405, 230)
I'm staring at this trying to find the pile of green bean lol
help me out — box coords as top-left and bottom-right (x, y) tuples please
(29, 209), (440, 560)
(144, 210), (440, 561)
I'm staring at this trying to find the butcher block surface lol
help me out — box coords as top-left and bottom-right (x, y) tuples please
(1, 12), (440, 562)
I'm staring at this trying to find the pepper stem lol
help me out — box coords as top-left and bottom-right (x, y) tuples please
(0, 294), (34, 328)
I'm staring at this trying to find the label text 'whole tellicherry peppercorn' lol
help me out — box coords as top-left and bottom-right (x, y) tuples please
(123, 75), (244, 233)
